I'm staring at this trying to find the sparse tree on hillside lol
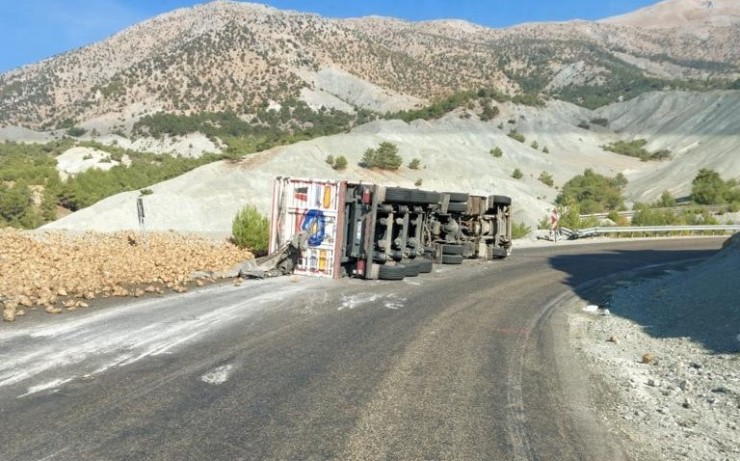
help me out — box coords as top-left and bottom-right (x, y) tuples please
(333, 155), (348, 170)
(360, 142), (402, 170)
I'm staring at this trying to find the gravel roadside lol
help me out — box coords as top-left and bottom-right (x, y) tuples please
(570, 233), (740, 460)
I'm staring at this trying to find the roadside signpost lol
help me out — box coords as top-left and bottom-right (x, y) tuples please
(137, 197), (147, 245)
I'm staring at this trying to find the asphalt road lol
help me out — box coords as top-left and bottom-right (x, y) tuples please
(0, 238), (724, 461)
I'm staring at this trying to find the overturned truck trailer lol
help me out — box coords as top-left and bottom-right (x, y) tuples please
(269, 177), (512, 280)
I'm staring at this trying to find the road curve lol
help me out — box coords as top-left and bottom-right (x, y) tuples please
(0, 238), (724, 461)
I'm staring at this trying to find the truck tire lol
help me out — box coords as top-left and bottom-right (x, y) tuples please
(417, 258), (433, 273)
(491, 195), (512, 206)
(441, 244), (464, 255)
(441, 254), (464, 265)
(385, 187), (413, 203)
(378, 264), (406, 281)
(445, 192), (469, 202)
(403, 261), (421, 277)
(424, 191), (441, 205)
(409, 190), (432, 204)
(446, 202), (468, 213)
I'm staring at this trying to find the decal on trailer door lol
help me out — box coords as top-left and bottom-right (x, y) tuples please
(301, 209), (326, 247)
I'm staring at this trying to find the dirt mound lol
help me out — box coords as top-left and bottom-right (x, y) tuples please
(0, 229), (253, 323)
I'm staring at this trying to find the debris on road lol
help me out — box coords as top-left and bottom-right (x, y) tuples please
(1, 229), (253, 322)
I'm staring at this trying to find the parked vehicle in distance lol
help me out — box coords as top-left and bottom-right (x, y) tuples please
(269, 177), (512, 280)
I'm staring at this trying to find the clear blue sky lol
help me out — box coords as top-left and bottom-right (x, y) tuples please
(0, 0), (660, 73)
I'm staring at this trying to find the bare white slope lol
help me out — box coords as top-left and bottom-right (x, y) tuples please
(602, 0), (740, 28)
(41, 91), (740, 236)
(597, 91), (740, 202)
(305, 67), (424, 113)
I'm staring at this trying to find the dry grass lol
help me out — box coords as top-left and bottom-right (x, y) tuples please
(1, 229), (253, 322)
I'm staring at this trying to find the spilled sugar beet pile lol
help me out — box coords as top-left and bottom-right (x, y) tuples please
(0, 229), (253, 322)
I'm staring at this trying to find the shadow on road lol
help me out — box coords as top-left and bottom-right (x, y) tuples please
(548, 246), (737, 353)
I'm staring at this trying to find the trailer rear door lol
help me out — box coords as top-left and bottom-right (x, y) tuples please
(269, 177), (345, 279)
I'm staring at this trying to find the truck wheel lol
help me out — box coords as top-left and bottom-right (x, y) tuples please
(441, 254), (464, 265)
(445, 192), (469, 202)
(441, 244), (464, 255)
(490, 195), (512, 206)
(409, 190), (434, 204)
(403, 261), (421, 277)
(424, 191), (441, 204)
(378, 264), (406, 281)
(385, 187), (413, 203)
(446, 202), (468, 213)
(417, 258), (433, 273)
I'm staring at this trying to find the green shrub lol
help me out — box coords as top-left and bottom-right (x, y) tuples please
(507, 129), (525, 143)
(384, 89), (540, 123)
(480, 100), (500, 121)
(530, 140), (539, 150)
(556, 168), (626, 214)
(408, 158), (421, 170)
(333, 155), (348, 170)
(490, 146), (503, 158)
(601, 139), (671, 161)
(691, 168), (735, 204)
(325, 154), (335, 166)
(511, 221), (531, 239)
(542, 146), (549, 154)
(139, 188), (153, 196)
(538, 171), (554, 187)
(414, 178), (423, 187)
(231, 204), (269, 256)
(653, 190), (676, 208)
(590, 118), (608, 127)
(66, 126), (87, 137)
(512, 168), (524, 179)
(651, 150), (672, 160)
(557, 202), (599, 230)
(631, 205), (720, 227)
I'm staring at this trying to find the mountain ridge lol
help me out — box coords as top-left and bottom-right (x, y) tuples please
(1, 0), (738, 132)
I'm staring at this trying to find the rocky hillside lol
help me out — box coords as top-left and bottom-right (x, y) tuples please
(1, 0), (739, 131)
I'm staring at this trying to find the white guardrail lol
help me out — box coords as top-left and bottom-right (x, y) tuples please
(562, 225), (740, 239)
(579, 205), (730, 220)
